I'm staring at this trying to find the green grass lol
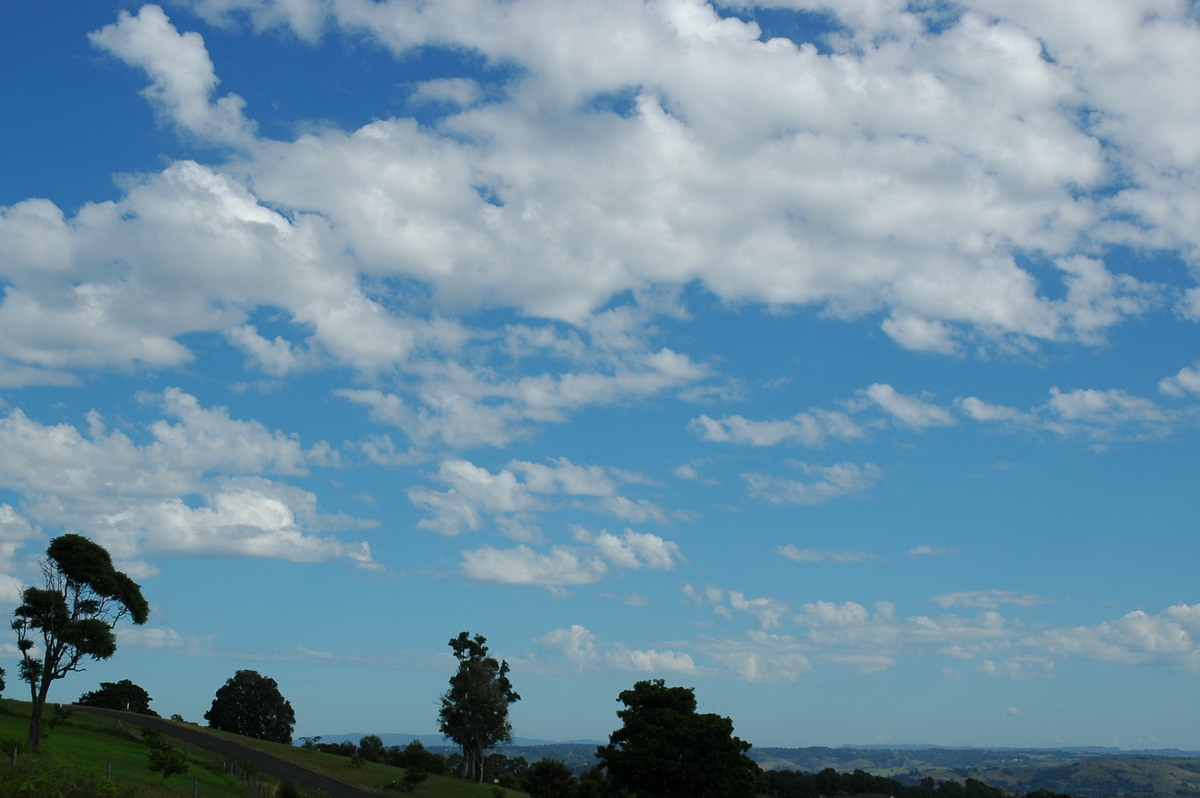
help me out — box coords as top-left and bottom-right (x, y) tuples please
(0, 703), (245, 796)
(0, 702), (530, 798)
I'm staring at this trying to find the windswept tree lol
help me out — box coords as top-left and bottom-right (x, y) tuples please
(438, 631), (521, 782)
(205, 669), (296, 744)
(597, 679), (760, 798)
(12, 534), (149, 750)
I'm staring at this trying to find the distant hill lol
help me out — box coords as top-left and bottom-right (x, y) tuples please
(313, 732), (586, 748)
(311, 736), (1200, 794)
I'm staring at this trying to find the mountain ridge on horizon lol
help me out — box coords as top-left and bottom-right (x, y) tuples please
(309, 732), (1200, 758)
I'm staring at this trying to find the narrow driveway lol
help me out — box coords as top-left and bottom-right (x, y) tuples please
(71, 705), (381, 798)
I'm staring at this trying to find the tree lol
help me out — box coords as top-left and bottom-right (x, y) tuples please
(11, 534), (149, 750)
(596, 679), (760, 798)
(143, 728), (189, 782)
(204, 669), (296, 743)
(77, 678), (158, 715)
(358, 733), (385, 762)
(524, 758), (578, 798)
(437, 631), (521, 782)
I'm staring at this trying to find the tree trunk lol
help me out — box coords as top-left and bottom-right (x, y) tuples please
(26, 678), (53, 751)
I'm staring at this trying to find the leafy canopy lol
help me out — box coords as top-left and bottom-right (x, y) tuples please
(597, 679), (761, 798)
(438, 631), (521, 781)
(205, 669), (296, 744)
(11, 533), (149, 749)
(78, 678), (158, 716)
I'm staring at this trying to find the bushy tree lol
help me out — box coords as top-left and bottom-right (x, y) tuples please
(12, 534), (149, 750)
(358, 733), (385, 762)
(596, 679), (760, 798)
(77, 678), (158, 715)
(524, 758), (578, 798)
(204, 669), (295, 743)
(391, 739), (447, 774)
(143, 727), (189, 782)
(438, 631), (521, 782)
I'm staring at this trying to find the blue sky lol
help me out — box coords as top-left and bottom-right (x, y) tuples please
(2, 0), (1200, 751)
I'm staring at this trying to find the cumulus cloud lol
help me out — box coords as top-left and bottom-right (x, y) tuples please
(862, 384), (957, 429)
(595, 587), (1200, 681)
(688, 384), (955, 451)
(533, 623), (701, 676)
(689, 409), (864, 447)
(2, 0), (1189, 405)
(90, 5), (255, 145)
(0, 390), (376, 571)
(962, 382), (1185, 442)
(694, 631), (813, 683)
(1159, 362), (1200, 398)
(409, 457), (663, 537)
(459, 528), (681, 590)
(1032, 604), (1200, 671)
(744, 461), (881, 505)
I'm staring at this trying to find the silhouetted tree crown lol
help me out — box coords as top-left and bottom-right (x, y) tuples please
(438, 631), (521, 782)
(205, 669), (296, 744)
(78, 678), (158, 716)
(12, 533), (149, 750)
(597, 679), (760, 798)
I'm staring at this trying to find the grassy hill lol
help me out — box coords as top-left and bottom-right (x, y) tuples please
(0, 700), (530, 797)
(969, 756), (1200, 798)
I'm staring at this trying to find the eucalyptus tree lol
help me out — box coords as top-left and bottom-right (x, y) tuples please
(438, 631), (521, 781)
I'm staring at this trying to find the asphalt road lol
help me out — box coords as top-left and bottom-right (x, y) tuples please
(70, 705), (382, 797)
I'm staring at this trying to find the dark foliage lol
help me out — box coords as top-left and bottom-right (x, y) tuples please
(597, 679), (760, 798)
(438, 631), (521, 781)
(77, 679), (158, 716)
(204, 669), (296, 744)
(12, 534), (148, 750)
(524, 758), (579, 798)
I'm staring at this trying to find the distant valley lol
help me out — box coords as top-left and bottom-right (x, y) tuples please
(317, 734), (1200, 797)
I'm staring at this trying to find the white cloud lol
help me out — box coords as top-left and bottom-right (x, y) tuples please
(957, 396), (1027, 423)
(863, 384), (957, 429)
(778, 545), (881, 564)
(744, 461), (881, 505)
(0, 391), (375, 570)
(694, 631), (813, 683)
(932, 590), (1049, 610)
(1032, 604), (1200, 671)
(459, 528), (681, 589)
(728, 591), (790, 629)
(534, 624), (599, 670)
(411, 77), (484, 108)
(1159, 361), (1200, 398)
(962, 383), (1184, 443)
(605, 646), (701, 675)
(586, 529), (681, 571)
(410, 457), (667, 537)
(226, 325), (316, 376)
(339, 345), (708, 449)
(688, 409), (864, 446)
(533, 623), (700, 675)
(460, 544), (606, 589)
(118, 625), (213, 654)
(908, 545), (956, 557)
(1, 0), (1193, 410)
(90, 5), (255, 145)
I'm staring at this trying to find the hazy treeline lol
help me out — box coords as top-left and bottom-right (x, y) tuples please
(762, 767), (1071, 798)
